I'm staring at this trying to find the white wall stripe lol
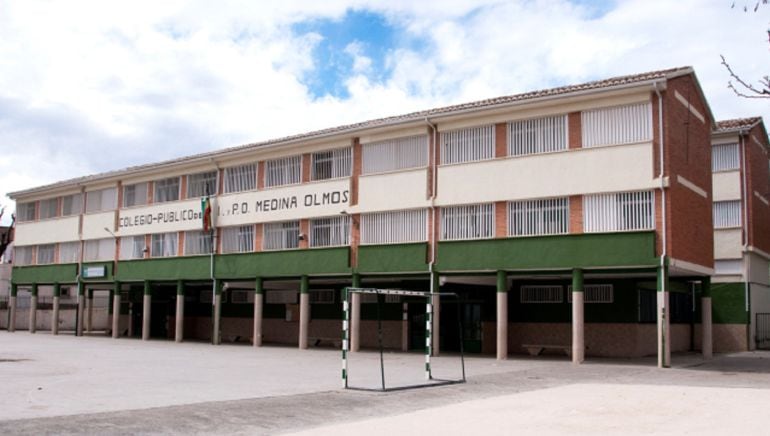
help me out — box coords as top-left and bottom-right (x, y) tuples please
(676, 175), (707, 198)
(674, 90), (705, 124)
(755, 191), (770, 206)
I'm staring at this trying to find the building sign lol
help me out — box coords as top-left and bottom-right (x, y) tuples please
(116, 179), (351, 236)
(82, 266), (106, 279)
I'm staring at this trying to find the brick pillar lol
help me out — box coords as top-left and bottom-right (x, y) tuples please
(495, 123), (507, 157)
(569, 196), (583, 233)
(299, 220), (309, 249)
(302, 153), (311, 183)
(568, 112), (582, 149)
(495, 202), (507, 238)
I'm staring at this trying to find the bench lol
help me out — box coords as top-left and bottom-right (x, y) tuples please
(522, 344), (572, 357)
(310, 337), (342, 348)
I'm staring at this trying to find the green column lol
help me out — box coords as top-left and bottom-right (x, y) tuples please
(30, 284), (38, 297)
(10, 282), (17, 297)
(352, 273), (361, 288)
(571, 268), (585, 364)
(300, 275), (310, 294)
(496, 270), (507, 293)
(144, 281), (152, 296)
(702, 276), (711, 298)
(53, 283), (61, 297)
(255, 277), (264, 295)
(572, 268), (584, 293)
(176, 280), (185, 296)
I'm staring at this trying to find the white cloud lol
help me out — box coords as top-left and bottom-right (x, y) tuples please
(1, 0), (768, 225)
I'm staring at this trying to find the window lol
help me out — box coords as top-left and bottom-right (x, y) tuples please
(712, 143), (740, 172)
(567, 284), (614, 303)
(223, 164), (257, 193)
(221, 225), (254, 253)
(14, 246), (34, 266)
(441, 125), (495, 164)
(263, 221), (300, 250)
(62, 194), (83, 216)
(39, 198), (59, 219)
(715, 259), (742, 275)
(361, 293), (401, 303)
(713, 200), (742, 228)
(151, 233), (178, 257)
(83, 238), (116, 262)
(37, 244), (55, 264)
(122, 183), (148, 207)
(310, 216), (350, 247)
(265, 156), (301, 188)
(184, 230), (213, 255)
(119, 235), (146, 260)
(59, 241), (81, 263)
(583, 191), (654, 232)
(508, 115), (567, 156)
(520, 285), (563, 303)
(16, 202), (36, 222)
(265, 290), (298, 304)
(582, 102), (652, 147)
(154, 178), (180, 203)
(85, 188), (117, 213)
(360, 209), (427, 244)
(509, 198), (569, 236)
(362, 135), (428, 174)
(187, 171), (218, 198)
(311, 148), (352, 180)
(310, 289), (335, 304)
(441, 204), (494, 240)
(231, 290), (254, 304)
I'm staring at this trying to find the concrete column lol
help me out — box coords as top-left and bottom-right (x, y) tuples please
(657, 263), (671, 368)
(350, 273), (361, 352)
(572, 268), (585, 364)
(496, 271), (508, 360)
(8, 283), (17, 332)
(52, 283), (60, 335)
(86, 288), (94, 333)
(401, 302), (409, 351)
(175, 280), (184, 343)
(76, 281), (85, 337)
(701, 277), (713, 359)
(29, 284), (38, 333)
(142, 281), (151, 341)
(212, 280), (222, 345)
(431, 271), (440, 356)
(299, 275), (309, 349)
(253, 277), (263, 347)
(112, 281), (121, 339)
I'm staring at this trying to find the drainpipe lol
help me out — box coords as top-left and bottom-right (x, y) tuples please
(654, 82), (669, 367)
(739, 132), (751, 347)
(425, 117), (440, 356)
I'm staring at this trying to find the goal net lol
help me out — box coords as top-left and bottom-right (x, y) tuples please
(341, 287), (466, 392)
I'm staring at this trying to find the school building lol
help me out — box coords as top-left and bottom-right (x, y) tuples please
(3, 66), (769, 367)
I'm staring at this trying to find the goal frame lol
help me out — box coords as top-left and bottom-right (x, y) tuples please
(341, 287), (466, 392)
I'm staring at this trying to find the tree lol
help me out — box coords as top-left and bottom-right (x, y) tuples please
(721, 1), (770, 98)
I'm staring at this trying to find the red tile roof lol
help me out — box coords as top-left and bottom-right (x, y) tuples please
(715, 117), (762, 132)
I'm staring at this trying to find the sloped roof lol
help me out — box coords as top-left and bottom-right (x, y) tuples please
(8, 66), (695, 198)
(715, 117), (763, 133)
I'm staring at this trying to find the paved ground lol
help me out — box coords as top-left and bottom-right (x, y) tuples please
(1, 331), (770, 435)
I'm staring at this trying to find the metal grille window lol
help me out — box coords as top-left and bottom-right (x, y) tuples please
(231, 290), (254, 304)
(84, 238), (116, 262)
(122, 183), (148, 207)
(85, 188), (117, 213)
(712, 143), (740, 172)
(310, 216), (350, 247)
(265, 290), (298, 304)
(221, 225), (254, 253)
(362, 135), (428, 174)
(508, 198), (569, 236)
(584, 191), (655, 232)
(187, 171), (218, 198)
(310, 289), (335, 304)
(184, 230), (213, 255)
(151, 233), (178, 258)
(154, 178), (180, 203)
(361, 294), (401, 303)
(265, 156), (301, 188)
(713, 200), (742, 228)
(119, 235), (146, 260)
(567, 284), (614, 303)
(440, 125), (495, 164)
(360, 209), (427, 244)
(14, 246), (34, 266)
(581, 102), (652, 147)
(62, 193), (83, 216)
(508, 115), (567, 156)
(39, 198), (59, 219)
(312, 148), (352, 180)
(16, 202), (36, 222)
(59, 241), (81, 263)
(263, 221), (300, 250)
(37, 244), (55, 264)
(223, 164), (257, 193)
(520, 285), (563, 303)
(440, 204), (494, 240)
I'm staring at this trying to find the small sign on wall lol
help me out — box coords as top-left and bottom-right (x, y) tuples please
(82, 266), (106, 279)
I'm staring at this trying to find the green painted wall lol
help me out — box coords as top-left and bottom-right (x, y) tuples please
(357, 243), (429, 273)
(117, 257), (212, 281)
(12, 264), (77, 284)
(216, 247), (351, 278)
(437, 232), (657, 271)
(711, 282), (748, 324)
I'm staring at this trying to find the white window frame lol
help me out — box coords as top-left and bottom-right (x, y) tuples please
(14, 246), (35, 266)
(184, 230), (214, 255)
(39, 198), (59, 220)
(16, 202), (36, 222)
(154, 177), (180, 203)
(58, 241), (81, 264)
(223, 163), (257, 194)
(151, 233), (178, 258)
(360, 209), (428, 245)
(567, 284), (614, 303)
(62, 193), (83, 216)
(581, 102), (652, 148)
(85, 188), (117, 213)
(264, 156), (302, 188)
(508, 115), (567, 156)
(36, 244), (55, 264)
(309, 289), (335, 304)
(265, 290), (298, 304)
(362, 135), (428, 174)
(263, 221), (300, 251)
(713, 200), (742, 229)
(440, 125), (495, 165)
(84, 238), (116, 262)
(309, 216), (351, 248)
(520, 285), (563, 303)
(584, 191), (655, 233)
(311, 147), (352, 181)
(440, 203), (495, 241)
(122, 183), (148, 208)
(187, 171), (218, 198)
(221, 225), (255, 254)
(712, 143), (740, 172)
(119, 235), (146, 260)
(508, 197), (569, 237)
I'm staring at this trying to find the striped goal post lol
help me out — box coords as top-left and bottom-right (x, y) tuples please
(341, 287), (466, 392)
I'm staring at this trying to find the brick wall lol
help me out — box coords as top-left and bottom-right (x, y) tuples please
(495, 122), (507, 157)
(568, 112), (581, 149)
(746, 124), (770, 253)
(569, 195), (583, 233)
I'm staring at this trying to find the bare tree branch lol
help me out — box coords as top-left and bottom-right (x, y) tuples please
(721, 55), (770, 99)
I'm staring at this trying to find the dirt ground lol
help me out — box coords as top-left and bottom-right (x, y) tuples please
(1, 331), (769, 435)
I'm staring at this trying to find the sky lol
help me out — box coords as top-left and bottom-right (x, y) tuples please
(0, 0), (768, 224)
